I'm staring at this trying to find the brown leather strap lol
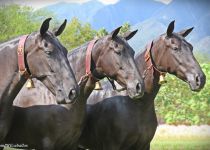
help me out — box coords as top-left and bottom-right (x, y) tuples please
(17, 35), (30, 79)
(144, 42), (166, 77)
(85, 39), (97, 75)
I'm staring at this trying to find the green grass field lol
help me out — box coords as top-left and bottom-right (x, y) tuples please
(3, 126), (210, 150)
(4, 137), (210, 150)
(151, 137), (210, 150)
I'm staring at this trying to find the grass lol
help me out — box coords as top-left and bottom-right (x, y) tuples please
(4, 138), (210, 150)
(3, 127), (210, 150)
(151, 136), (210, 150)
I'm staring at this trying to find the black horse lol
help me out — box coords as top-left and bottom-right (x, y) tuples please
(78, 21), (206, 150)
(0, 18), (79, 143)
(4, 27), (144, 150)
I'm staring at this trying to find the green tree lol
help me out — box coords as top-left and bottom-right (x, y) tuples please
(155, 63), (210, 125)
(0, 4), (55, 42)
(59, 18), (96, 50)
(119, 22), (131, 35)
(95, 22), (131, 38)
(96, 28), (108, 38)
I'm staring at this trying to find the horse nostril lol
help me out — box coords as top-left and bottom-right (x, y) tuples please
(136, 83), (141, 93)
(68, 89), (77, 100)
(195, 74), (200, 86)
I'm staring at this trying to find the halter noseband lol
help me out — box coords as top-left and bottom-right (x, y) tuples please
(143, 41), (167, 83)
(17, 35), (31, 79)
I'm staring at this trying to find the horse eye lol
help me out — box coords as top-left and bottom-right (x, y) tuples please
(45, 51), (52, 55)
(115, 50), (121, 56)
(173, 47), (178, 51)
(44, 42), (48, 47)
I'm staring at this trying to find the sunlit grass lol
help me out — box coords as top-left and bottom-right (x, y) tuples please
(151, 137), (210, 150)
(4, 125), (210, 150)
(151, 125), (210, 150)
(5, 137), (210, 150)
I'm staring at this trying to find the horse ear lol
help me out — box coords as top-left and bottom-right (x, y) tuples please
(111, 26), (122, 39)
(178, 27), (194, 37)
(167, 20), (175, 37)
(54, 19), (67, 36)
(40, 18), (52, 36)
(124, 29), (138, 41)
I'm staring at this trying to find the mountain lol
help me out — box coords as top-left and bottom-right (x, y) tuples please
(194, 36), (210, 55)
(128, 18), (166, 52)
(90, 0), (164, 30)
(42, 0), (210, 59)
(42, 1), (104, 23)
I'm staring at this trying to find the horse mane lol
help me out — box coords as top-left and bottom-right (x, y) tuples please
(67, 42), (89, 57)
(0, 35), (21, 45)
(0, 32), (38, 45)
(67, 37), (102, 57)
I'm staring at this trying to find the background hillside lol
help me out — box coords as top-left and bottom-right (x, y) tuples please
(43, 0), (210, 58)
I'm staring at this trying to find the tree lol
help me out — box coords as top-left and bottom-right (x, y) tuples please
(96, 28), (108, 38)
(155, 63), (210, 125)
(0, 4), (55, 42)
(59, 18), (96, 51)
(119, 22), (131, 35)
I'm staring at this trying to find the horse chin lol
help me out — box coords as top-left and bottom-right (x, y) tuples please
(127, 90), (144, 100)
(185, 73), (205, 92)
(188, 81), (202, 92)
(64, 98), (77, 104)
(132, 94), (143, 100)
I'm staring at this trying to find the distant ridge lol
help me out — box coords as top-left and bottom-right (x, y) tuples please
(41, 0), (210, 59)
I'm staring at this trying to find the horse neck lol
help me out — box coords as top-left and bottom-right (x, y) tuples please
(0, 39), (27, 105)
(67, 41), (99, 106)
(135, 42), (162, 107)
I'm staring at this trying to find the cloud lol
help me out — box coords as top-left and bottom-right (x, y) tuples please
(154, 0), (173, 5)
(0, 0), (120, 9)
(98, 0), (119, 4)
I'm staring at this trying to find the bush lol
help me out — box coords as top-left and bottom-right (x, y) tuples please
(155, 63), (210, 125)
(0, 4), (55, 42)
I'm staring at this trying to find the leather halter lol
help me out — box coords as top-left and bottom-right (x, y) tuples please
(81, 39), (120, 91)
(17, 35), (30, 79)
(85, 39), (97, 76)
(143, 41), (166, 79)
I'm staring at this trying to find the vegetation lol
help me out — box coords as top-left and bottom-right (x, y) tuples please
(0, 5), (55, 42)
(59, 17), (96, 50)
(155, 63), (210, 125)
(151, 137), (210, 150)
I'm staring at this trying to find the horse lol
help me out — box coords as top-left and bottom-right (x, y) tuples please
(3, 27), (144, 150)
(0, 18), (79, 143)
(77, 21), (206, 150)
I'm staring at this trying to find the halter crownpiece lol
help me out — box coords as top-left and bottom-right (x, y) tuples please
(84, 39), (102, 90)
(144, 41), (167, 85)
(85, 39), (97, 75)
(18, 35), (30, 78)
(82, 39), (119, 91)
(18, 35), (35, 88)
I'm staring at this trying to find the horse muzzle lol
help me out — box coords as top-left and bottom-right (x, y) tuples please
(127, 81), (145, 99)
(56, 87), (79, 104)
(187, 73), (206, 92)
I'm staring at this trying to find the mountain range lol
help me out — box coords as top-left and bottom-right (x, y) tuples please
(41, 0), (210, 59)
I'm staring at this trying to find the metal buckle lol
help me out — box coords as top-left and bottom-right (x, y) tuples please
(19, 69), (27, 76)
(17, 47), (23, 55)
